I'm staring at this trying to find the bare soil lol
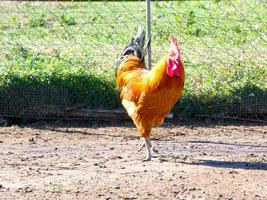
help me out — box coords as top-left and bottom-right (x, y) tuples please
(0, 119), (266, 200)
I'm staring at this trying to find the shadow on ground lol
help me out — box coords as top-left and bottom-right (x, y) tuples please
(188, 140), (267, 148)
(179, 159), (267, 170)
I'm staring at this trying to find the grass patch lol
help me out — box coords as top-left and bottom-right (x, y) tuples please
(43, 184), (61, 193)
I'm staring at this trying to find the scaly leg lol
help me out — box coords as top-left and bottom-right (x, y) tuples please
(143, 137), (152, 161)
(137, 142), (145, 152)
(138, 138), (158, 153)
(138, 139), (151, 152)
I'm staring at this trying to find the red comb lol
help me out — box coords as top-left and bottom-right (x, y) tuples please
(169, 36), (181, 56)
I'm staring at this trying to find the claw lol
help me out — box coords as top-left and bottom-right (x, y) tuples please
(142, 156), (160, 162)
(143, 157), (151, 162)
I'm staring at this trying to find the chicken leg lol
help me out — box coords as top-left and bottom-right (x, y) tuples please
(138, 137), (157, 161)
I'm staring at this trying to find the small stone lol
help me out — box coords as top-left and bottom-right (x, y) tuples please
(189, 187), (197, 191)
(24, 187), (33, 193)
(228, 170), (238, 174)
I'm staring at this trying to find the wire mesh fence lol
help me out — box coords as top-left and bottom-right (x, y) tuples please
(0, 0), (266, 119)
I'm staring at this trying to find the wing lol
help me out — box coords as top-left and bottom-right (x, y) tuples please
(119, 68), (149, 103)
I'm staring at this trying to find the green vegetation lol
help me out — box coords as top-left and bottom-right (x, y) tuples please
(43, 184), (61, 193)
(0, 0), (266, 117)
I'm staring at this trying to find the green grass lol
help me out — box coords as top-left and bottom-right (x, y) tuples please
(43, 184), (61, 193)
(0, 0), (266, 118)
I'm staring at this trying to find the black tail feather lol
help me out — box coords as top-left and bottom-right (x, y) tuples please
(115, 25), (146, 78)
(121, 25), (146, 61)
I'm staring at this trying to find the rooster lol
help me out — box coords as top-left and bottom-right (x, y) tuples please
(116, 26), (185, 161)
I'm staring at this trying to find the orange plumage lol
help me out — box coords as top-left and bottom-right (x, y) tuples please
(116, 27), (185, 160)
(116, 55), (185, 138)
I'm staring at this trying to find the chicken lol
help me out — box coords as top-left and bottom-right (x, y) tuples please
(116, 26), (185, 160)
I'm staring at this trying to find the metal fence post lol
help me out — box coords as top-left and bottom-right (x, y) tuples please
(146, 0), (152, 70)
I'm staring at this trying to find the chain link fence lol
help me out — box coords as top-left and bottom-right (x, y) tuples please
(0, 0), (266, 119)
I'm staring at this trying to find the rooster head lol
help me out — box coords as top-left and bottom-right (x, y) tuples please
(167, 36), (183, 77)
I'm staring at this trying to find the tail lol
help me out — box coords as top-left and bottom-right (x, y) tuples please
(116, 25), (146, 79)
(119, 25), (146, 63)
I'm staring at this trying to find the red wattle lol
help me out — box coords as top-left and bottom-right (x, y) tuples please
(167, 57), (181, 77)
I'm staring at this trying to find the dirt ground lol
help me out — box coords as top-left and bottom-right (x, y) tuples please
(0, 119), (266, 200)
